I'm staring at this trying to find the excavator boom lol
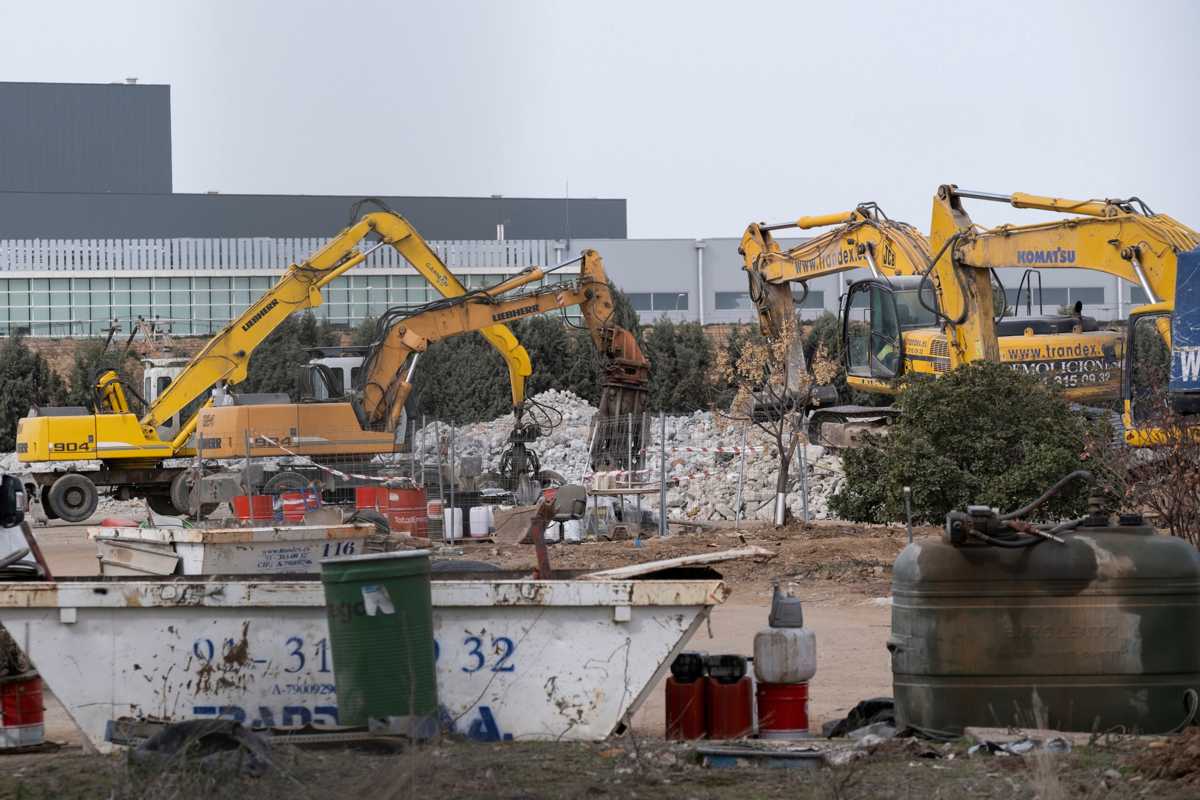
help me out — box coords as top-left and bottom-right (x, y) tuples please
(143, 209), (531, 436)
(356, 250), (649, 458)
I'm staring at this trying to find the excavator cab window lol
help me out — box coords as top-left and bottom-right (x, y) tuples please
(1124, 312), (1172, 423)
(844, 281), (903, 380)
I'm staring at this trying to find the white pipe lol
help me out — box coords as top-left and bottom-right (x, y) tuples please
(695, 240), (706, 325)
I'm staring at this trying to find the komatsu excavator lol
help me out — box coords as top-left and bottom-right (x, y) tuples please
(17, 203), (532, 521)
(841, 185), (1200, 445)
(195, 249), (649, 501)
(740, 203), (1128, 445)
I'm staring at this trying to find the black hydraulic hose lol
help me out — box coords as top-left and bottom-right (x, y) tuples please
(917, 232), (967, 326)
(973, 532), (1043, 549)
(999, 470), (1093, 520)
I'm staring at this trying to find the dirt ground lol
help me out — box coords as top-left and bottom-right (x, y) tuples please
(6, 517), (1197, 799)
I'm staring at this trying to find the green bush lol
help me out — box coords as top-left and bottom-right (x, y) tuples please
(0, 336), (65, 451)
(830, 361), (1091, 523)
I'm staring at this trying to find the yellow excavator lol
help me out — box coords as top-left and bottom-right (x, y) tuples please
(835, 185), (1199, 446)
(740, 203), (1127, 445)
(920, 185), (1199, 445)
(195, 249), (650, 500)
(17, 202), (532, 521)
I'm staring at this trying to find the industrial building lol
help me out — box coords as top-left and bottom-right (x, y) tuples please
(0, 81), (1140, 337)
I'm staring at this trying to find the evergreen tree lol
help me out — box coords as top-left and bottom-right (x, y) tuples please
(0, 336), (65, 451)
(64, 338), (139, 410)
(240, 312), (338, 398)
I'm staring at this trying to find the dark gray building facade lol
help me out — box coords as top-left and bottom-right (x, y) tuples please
(0, 81), (172, 194)
(0, 81), (625, 240)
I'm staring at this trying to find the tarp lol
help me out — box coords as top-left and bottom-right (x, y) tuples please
(1170, 247), (1200, 396)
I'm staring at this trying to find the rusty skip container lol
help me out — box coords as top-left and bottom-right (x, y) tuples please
(890, 518), (1200, 735)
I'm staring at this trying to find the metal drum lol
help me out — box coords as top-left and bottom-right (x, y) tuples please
(891, 518), (1200, 735)
(320, 549), (437, 735)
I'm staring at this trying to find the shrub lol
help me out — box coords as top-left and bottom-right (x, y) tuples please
(830, 361), (1091, 523)
(239, 312), (339, 397)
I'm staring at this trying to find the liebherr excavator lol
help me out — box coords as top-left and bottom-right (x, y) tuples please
(839, 185), (1200, 445)
(740, 202), (1128, 445)
(196, 249), (649, 497)
(17, 204), (532, 521)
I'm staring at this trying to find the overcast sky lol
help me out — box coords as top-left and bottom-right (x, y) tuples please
(2, 1), (1197, 238)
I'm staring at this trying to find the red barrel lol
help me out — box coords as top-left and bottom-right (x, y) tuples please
(355, 486), (382, 510)
(0, 672), (44, 749)
(706, 677), (754, 739)
(233, 495), (274, 522)
(704, 654), (754, 739)
(279, 492), (308, 522)
(382, 486), (428, 538)
(665, 677), (706, 740)
(756, 682), (809, 738)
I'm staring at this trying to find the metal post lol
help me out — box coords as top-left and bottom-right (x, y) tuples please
(658, 412), (668, 538)
(799, 439), (810, 524)
(734, 423), (748, 528)
(448, 423), (456, 542)
(903, 486), (914, 544)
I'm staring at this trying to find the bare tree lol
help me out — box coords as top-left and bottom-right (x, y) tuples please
(716, 319), (838, 527)
(1086, 397), (1200, 546)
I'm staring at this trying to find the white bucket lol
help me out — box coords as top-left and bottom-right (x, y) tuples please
(469, 506), (492, 539)
(562, 519), (583, 544)
(443, 508), (463, 542)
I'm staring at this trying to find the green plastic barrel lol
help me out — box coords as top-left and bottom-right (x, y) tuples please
(320, 549), (438, 736)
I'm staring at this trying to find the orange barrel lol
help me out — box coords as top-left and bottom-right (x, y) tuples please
(756, 682), (809, 738)
(665, 652), (707, 740)
(233, 495), (274, 522)
(704, 655), (754, 739)
(383, 486), (428, 538)
(0, 672), (44, 749)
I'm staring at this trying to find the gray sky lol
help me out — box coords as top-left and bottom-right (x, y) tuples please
(2, 0), (1197, 238)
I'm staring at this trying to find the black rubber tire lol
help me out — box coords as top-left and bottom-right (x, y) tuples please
(47, 473), (99, 523)
(262, 471), (311, 494)
(169, 472), (218, 519)
(40, 485), (59, 520)
(146, 494), (180, 516)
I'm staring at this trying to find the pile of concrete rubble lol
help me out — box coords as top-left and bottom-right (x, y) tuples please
(414, 389), (845, 522)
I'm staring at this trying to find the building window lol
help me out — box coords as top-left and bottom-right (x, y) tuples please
(628, 293), (688, 311)
(715, 292), (752, 310)
(792, 288), (826, 309)
(1068, 287), (1105, 306)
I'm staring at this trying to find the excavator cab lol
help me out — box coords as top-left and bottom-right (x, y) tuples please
(843, 276), (937, 381)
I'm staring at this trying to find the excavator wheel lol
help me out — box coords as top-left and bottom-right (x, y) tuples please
(47, 473), (99, 523)
(262, 471), (312, 494)
(146, 494), (180, 516)
(169, 472), (218, 519)
(39, 485), (59, 520)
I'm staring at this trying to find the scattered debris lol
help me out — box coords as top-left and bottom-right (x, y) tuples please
(131, 719), (272, 777)
(1129, 727), (1200, 785)
(822, 697), (896, 738)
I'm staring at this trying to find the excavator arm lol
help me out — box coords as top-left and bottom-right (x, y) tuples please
(927, 185), (1199, 368)
(357, 249), (648, 428)
(139, 208), (530, 439)
(740, 204), (931, 376)
(356, 249), (649, 470)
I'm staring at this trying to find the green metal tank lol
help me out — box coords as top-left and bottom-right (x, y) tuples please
(890, 516), (1200, 735)
(320, 549), (438, 736)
